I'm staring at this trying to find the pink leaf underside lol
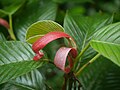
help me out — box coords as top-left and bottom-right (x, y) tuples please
(54, 47), (77, 73)
(0, 18), (10, 29)
(32, 31), (71, 60)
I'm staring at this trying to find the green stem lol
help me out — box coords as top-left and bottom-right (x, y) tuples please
(72, 43), (90, 70)
(75, 53), (101, 76)
(74, 43), (90, 63)
(45, 82), (53, 90)
(8, 15), (16, 40)
(62, 74), (68, 90)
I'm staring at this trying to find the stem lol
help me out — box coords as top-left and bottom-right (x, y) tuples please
(75, 53), (101, 76)
(8, 15), (16, 40)
(73, 80), (76, 90)
(62, 74), (68, 90)
(72, 43), (90, 70)
(75, 43), (90, 63)
(68, 77), (73, 90)
(73, 73), (82, 90)
(45, 83), (53, 90)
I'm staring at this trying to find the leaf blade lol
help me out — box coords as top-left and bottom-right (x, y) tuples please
(12, 69), (45, 90)
(0, 41), (44, 84)
(91, 22), (120, 66)
(91, 40), (120, 66)
(64, 13), (113, 52)
(14, 1), (57, 41)
(26, 20), (64, 44)
(79, 57), (120, 90)
(0, 0), (25, 16)
(0, 33), (6, 41)
(92, 22), (120, 44)
(64, 13), (113, 60)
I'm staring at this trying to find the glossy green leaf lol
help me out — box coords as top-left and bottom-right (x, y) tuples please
(91, 22), (120, 66)
(79, 57), (120, 90)
(13, 0), (57, 41)
(91, 41), (120, 66)
(64, 13), (113, 59)
(26, 20), (64, 44)
(0, 41), (44, 84)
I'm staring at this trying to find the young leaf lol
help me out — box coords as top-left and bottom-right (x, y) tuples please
(54, 47), (77, 73)
(32, 31), (74, 60)
(0, 41), (44, 84)
(26, 20), (64, 44)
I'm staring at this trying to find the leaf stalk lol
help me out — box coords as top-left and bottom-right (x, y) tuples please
(72, 43), (90, 70)
(8, 15), (16, 40)
(75, 53), (101, 76)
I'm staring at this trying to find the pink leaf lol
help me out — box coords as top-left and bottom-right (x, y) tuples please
(33, 52), (44, 61)
(32, 31), (73, 60)
(54, 47), (77, 73)
(0, 18), (10, 29)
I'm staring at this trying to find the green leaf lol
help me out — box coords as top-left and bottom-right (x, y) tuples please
(79, 57), (120, 90)
(14, 69), (45, 90)
(0, 69), (45, 90)
(13, 0), (57, 41)
(98, 65), (120, 90)
(0, 33), (6, 41)
(91, 41), (120, 66)
(92, 22), (120, 44)
(26, 20), (64, 44)
(91, 22), (120, 66)
(12, 69), (45, 90)
(52, 0), (93, 4)
(64, 13), (113, 59)
(0, 41), (43, 84)
(0, 0), (25, 16)
(40, 64), (64, 90)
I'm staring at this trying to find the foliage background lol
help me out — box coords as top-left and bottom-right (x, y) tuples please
(0, 0), (120, 90)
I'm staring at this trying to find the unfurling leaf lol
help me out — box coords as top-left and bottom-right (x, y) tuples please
(54, 47), (77, 73)
(32, 31), (75, 61)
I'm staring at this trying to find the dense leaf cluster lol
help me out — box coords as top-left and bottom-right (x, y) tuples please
(0, 0), (120, 90)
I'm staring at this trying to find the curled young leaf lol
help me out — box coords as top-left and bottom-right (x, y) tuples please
(32, 31), (75, 60)
(0, 18), (10, 29)
(54, 47), (77, 73)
